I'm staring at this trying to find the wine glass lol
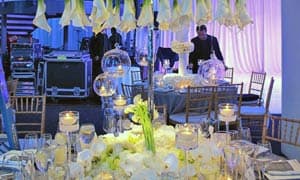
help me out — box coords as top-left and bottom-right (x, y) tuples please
(254, 141), (273, 180)
(79, 124), (96, 150)
(223, 146), (240, 179)
(59, 111), (79, 163)
(175, 124), (198, 179)
(163, 59), (170, 74)
(35, 134), (55, 178)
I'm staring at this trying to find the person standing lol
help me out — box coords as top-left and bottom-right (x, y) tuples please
(189, 25), (224, 74)
(89, 30), (109, 79)
(109, 27), (122, 49)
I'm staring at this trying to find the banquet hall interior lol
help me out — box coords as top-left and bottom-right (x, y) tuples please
(0, 0), (299, 179)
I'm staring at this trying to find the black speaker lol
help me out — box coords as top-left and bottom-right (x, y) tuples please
(44, 59), (92, 98)
(46, 62), (85, 89)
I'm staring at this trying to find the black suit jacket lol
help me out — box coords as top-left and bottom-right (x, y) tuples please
(189, 35), (223, 73)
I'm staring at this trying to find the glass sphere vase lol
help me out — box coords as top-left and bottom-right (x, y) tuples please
(101, 47), (131, 77)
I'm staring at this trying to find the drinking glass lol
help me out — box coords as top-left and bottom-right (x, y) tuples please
(40, 133), (52, 148)
(238, 127), (252, 142)
(79, 124), (96, 149)
(103, 108), (117, 134)
(24, 133), (38, 150)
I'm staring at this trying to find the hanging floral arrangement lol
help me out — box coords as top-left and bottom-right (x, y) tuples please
(33, 0), (51, 32)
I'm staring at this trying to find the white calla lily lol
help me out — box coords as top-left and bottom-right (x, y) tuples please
(195, 0), (209, 25)
(205, 0), (212, 21)
(90, 0), (109, 33)
(120, 0), (136, 32)
(137, 0), (154, 27)
(156, 0), (171, 30)
(179, 0), (193, 26)
(59, 0), (72, 28)
(169, 0), (182, 31)
(33, 0), (51, 32)
(215, 0), (236, 27)
(102, 0), (120, 29)
(70, 0), (91, 28)
(235, 0), (253, 30)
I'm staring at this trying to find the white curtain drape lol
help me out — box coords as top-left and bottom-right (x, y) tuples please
(138, 0), (281, 75)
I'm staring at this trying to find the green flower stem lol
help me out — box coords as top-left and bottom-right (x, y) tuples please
(143, 116), (155, 153)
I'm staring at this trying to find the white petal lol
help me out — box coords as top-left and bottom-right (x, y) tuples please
(137, 3), (154, 27)
(215, 0), (236, 27)
(120, 0), (136, 32)
(156, 0), (171, 30)
(235, 0), (253, 30)
(33, 0), (51, 32)
(59, 0), (72, 27)
(195, 0), (209, 25)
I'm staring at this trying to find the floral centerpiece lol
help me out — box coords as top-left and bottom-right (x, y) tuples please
(124, 94), (158, 153)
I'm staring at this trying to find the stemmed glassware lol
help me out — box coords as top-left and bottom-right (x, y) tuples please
(163, 59), (170, 74)
(59, 111), (79, 163)
(35, 133), (55, 178)
(175, 124), (198, 179)
(223, 146), (240, 179)
(218, 103), (237, 132)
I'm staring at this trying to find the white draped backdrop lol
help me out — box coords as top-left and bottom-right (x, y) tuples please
(136, 0), (281, 75)
(33, 0), (281, 75)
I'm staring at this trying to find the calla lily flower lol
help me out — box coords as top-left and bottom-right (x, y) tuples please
(169, 0), (182, 31)
(156, 0), (171, 30)
(33, 0), (51, 32)
(195, 0), (209, 25)
(215, 0), (236, 27)
(119, 0), (136, 32)
(59, 0), (71, 28)
(102, 0), (120, 29)
(90, 0), (109, 33)
(179, 0), (193, 26)
(235, 0), (253, 30)
(205, 0), (212, 21)
(137, 0), (154, 27)
(70, 0), (91, 28)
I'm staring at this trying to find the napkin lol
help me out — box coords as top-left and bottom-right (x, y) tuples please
(264, 160), (300, 180)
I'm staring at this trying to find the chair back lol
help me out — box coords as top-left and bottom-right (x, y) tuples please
(264, 77), (274, 114)
(262, 115), (300, 147)
(224, 67), (234, 84)
(185, 86), (215, 123)
(131, 70), (143, 84)
(121, 83), (146, 102)
(6, 79), (18, 96)
(248, 71), (266, 105)
(10, 95), (46, 135)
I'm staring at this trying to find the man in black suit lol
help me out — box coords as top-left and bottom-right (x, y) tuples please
(109, 27), (122, 49)
(189, 25), (224, 74)
(89, 31), (109, 78)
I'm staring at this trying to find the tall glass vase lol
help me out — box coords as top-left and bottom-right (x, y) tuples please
(146, 26), (156, 154)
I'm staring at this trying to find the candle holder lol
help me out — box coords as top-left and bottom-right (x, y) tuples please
(59, 111), (79, 163)
(175, 124), (198, 179)
(113, 95), (128, 135)
(218, 103), (237, 132)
